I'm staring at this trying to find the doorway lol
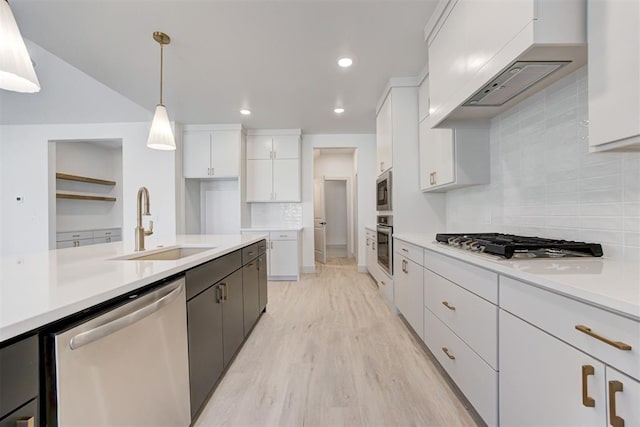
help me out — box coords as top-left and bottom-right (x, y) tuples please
(313, 148), (357, 263)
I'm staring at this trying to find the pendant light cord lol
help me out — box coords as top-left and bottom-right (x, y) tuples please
(159, 44), (164, 105)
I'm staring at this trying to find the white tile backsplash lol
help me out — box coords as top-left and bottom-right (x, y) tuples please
(446, 67), (640, 260)
(249, 203), (302, 228)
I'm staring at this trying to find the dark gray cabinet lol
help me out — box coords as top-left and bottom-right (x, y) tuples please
(187, 283), (224, 418)
(258, 253), (268, 313)
(221, 269), (244, 366)
(0, 335), (38, 426)
(242, 260), (260, 336)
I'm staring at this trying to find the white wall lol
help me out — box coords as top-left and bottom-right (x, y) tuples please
(55, 140), (123, 232)
(446, 67), (640, 260)
(1, 122), (176, 256)
(301, 134), (376, 272)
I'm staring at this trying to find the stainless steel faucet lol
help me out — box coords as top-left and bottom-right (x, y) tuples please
(135, 186), (154, 251)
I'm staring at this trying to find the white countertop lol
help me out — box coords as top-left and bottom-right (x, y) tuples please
(241, 226), (303, 232)
(0, 234), (265, 342)
(394, 233), (640, 321)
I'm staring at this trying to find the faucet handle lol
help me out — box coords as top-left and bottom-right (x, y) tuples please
(145, 220), (154, 236)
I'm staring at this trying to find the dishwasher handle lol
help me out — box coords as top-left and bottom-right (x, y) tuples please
(69, 281), (184, 350)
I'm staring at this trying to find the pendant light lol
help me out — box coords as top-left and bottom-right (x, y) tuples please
(147, 31), (175, 150)
(0, 0), (40, 93)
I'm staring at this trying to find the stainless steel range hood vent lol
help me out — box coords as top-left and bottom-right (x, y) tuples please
(463, 61), (570, 107)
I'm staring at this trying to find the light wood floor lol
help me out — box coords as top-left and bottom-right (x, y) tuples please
(195, 258), (477, 427)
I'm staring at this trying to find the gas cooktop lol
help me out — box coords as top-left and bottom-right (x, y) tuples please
(435, 233), (603, 259)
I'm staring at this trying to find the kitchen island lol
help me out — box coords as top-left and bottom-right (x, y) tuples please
(0, 234), (268, 426)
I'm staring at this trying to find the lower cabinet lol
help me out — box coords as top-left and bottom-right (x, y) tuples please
(258, 253), (268, 313)
(241, 230), (300, 280)
(221, 270), (244, 366)
(0, 335), (38, 426)
(393, 253), (424, 339)
(242, 260), (260, 336)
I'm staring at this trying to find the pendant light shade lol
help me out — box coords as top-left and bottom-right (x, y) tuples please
(146, 31), (175, 150)
(147, 104), (176, 150)
(0, 0), (40, 93)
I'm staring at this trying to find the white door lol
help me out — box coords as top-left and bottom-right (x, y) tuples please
(273, 159), (300, 201)
(606, 367), (640, 427)
(211, 131), (240, 177)
(314, 178), (327, 264)
(272, 135), (299, 159)
(183, 131), (211, 178)
(270, 239), (297, 277)
(499, 310), (607, 427)
(246, 135), (273, 159)
(246, 159), (273, 202)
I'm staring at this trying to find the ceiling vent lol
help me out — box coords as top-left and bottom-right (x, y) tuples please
(463, 61), (570, 107)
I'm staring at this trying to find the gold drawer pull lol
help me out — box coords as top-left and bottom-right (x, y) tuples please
(401, 248), (409, 252)
(17, 417), (35, 427)
(581, 365), (595, 407)
(609, 380), (624, 427)
(442, 347), (455, 360)
(442, 301), (456, 311)
(575, 325), (632, 350)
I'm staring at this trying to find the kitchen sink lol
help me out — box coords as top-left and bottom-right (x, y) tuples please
(114, 246), (216, 261)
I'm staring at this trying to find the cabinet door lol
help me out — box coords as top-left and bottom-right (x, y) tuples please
(606, 368), (640, 427)
(423, 126), (455, 189)
(258, 254), (268, 312)
(419, 118), (431, 190)
(211, 130), (240, 177)
(273, 159), (300, 201)
(393, 255), (424, 339)
(499, 310), (607, 427)
(183, 131), (211, 178)
(272, 135), (299, 159)
(418, 75), (430, 122)
(376, 93), (393, 174)
(270, 239), (297, 277)
(246, 135), (273, 159)
(187, 284), (224, 417)
(588, 0), (640, 149)
(221, 269), (244, 366)
(0, 399), (38, 427)
(242, 261), (260, 335)
(246, 159), (273, 202)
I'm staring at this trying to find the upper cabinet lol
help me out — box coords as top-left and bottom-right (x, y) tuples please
(246, 130), (301, 202)
(588, 0), (640, 152)
(418, 73), (430, 123)
(426, 0), (586, 128)
(184, 128), (241, 178)
(376, 93), (393, 175)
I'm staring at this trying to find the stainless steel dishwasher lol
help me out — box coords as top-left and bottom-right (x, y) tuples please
(52, 278), (190, 427)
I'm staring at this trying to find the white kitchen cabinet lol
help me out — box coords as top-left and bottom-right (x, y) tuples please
(394, 242), (424, 339)
(245, 131), (301, 202)
(376, 92), (393, 175)
(419, 124), (489, 192)
(500, 309), (607, 427)
(418, 74), (430, 122)
(183, 130), (240, 178)
(588, 0), (640, 152)
(606, 367), (640, 427)
(426, 0), (586, 127)
(56, 228), (121, 249)
(241, 230), (300, 281)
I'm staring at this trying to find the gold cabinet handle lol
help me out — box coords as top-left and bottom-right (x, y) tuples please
(442, 347), (455, 360)
(575, 325), (632, 350)
(16, 417), (35, 427)
(442, 301), (456, 311)
(581, 365), (595, 407)
(609, 380), (624, 427)
(401, 248), (408, 252)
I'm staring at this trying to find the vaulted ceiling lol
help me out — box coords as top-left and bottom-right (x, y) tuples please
(11, 0), (436, 133)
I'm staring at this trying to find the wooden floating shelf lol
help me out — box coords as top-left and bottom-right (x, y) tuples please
(56, 193), (116, 202)
(56, 173), (116, 186)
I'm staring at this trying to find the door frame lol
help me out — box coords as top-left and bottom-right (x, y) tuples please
(322, 176), (352, 258)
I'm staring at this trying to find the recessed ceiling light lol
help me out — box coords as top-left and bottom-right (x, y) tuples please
(334, 107), (345, 114)
(240, 109), (251, 115)
(338, 57), (353, 68)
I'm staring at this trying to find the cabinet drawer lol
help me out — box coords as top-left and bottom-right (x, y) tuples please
(56, 230), (93, 242)
(0, 335), (38, 419)
(185, 250), (242, 300)
(257, 239), (267, 255)
(424, 268), (498, 369)
(93, 228), (121, 238)
(501, 276), (640, 380)
(424, 250), (498, 303)
(242, 243), (259, 263)
(394, 239), (424, 266)
(424, 309), (497, 426)
(0, 399), (38, 427)
(269, 231), (297, 241)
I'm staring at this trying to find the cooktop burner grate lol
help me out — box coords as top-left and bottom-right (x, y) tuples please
(435, 233), (603, 258)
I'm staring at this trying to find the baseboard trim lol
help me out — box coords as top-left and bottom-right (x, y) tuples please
(357, 265), (368, 273)
(302, 266), (316, 274)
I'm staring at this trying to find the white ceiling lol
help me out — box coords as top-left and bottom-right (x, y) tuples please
(11, 0), (436, 133)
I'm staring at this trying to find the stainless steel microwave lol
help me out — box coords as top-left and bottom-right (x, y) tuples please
(376, 170), (392, 211)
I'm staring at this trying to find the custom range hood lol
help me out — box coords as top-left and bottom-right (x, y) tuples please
(425, 0), (587, 127)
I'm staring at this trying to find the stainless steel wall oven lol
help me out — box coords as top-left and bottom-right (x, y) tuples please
(376, 215), (393, 275)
